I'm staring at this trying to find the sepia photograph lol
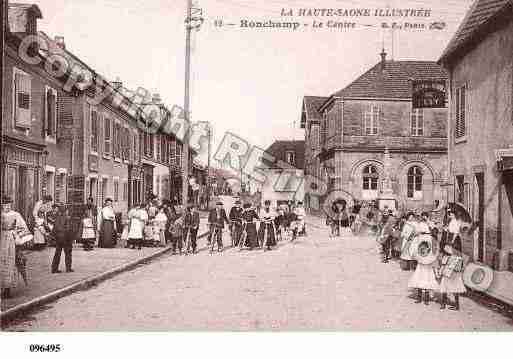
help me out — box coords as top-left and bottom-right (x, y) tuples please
(1, 0), (513, 350)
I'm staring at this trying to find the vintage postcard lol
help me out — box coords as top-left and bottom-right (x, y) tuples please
(1, 0), (513, 344)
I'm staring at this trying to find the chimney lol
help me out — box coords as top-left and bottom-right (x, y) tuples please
(152, 93), (162, 104)
(54, 36), (65, 50)
(380, 48), (387, 70)
(111, 77), (123, 89)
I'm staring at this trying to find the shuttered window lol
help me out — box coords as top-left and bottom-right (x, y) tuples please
(14, 72), (31, 128)
(55, 173), (66, 203)
(91, 110), (99, 152)
(104, 117), (111, 154)
(161, 136), (168, 164)
(156, 134), (161, 162)
(411, 109), (424, 136)
(45, 88), (57, 138)
(114, 179), (119, 202)
(170, 139), (176, 165)
(133, 133), (138, 162)
(455, 86), (466, 138)
(124, 128), (130, 160)
(321, 112), (327, 145)
(311, 124), (320, 150)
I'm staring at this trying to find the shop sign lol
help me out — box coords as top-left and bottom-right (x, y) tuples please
(412, 80), (446, 108)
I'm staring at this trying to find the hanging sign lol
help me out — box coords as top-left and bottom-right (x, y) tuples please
(412, 80), (446, 108)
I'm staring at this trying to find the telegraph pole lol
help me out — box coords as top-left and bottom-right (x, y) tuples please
(182, 0), (203, 206)
(1, 0), (7, 194)
(206, 122), (211, 208)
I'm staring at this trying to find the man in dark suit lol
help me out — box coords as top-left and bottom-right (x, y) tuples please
(51, 204), (73, 273)
(229, 200), (244, 246)
(184, 203), (200, 254)
(208, 201), (230, 252)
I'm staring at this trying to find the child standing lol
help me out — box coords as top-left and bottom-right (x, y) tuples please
(80, 207), (96, 251)
(439, 210), (467, 310)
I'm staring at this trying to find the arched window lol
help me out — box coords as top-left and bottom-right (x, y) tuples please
(362, 165), (379, 190)
(407, 166), (423, 199)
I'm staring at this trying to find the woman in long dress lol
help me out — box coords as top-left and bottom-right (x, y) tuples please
(407, 213), (439, 305)
(257, 200), (276, 251)
(1, 196), (29, 299)
(439, 210), (467, 311)
(98, 198), (117, 248)
(242, 203), (259, 250)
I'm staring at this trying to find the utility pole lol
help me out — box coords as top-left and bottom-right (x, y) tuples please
(1, 0), (7, 194)
(206, 122), (211, 208)
(182, 0), (203, 206)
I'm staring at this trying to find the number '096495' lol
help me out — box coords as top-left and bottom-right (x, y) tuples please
(29, 344), (62, 352)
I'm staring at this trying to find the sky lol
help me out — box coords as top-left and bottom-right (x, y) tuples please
(31, 0), (473, 168)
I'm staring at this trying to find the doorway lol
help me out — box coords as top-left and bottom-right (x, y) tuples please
(475, 172), (485, 263)
(89, 178), (98, 206)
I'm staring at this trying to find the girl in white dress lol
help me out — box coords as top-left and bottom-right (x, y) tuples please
(407, 213), (439, 305)
(154, 207), (168, 247)
(128, 205), (148, 250)
(80, 207), (96, 251)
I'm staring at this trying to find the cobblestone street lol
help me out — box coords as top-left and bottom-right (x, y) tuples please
(4, 219), (513, 331)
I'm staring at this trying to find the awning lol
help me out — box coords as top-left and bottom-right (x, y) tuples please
(496, 149), (513, 171)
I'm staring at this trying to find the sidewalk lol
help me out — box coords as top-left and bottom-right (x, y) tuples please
(1, 222), (211, 318)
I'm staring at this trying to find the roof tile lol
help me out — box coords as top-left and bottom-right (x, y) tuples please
(439, 0), (513, 62)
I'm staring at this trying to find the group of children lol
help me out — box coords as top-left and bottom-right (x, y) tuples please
(376, 207), (470, 311)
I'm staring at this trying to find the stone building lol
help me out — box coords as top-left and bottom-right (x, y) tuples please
(301, 96), (328, 212)
(301, 52), (448, 212)
(438, 0), (513, 270)
(2, 4), (73, 219)
(260, 140), (305, 208)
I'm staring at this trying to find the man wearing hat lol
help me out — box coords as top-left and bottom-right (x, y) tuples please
(51, 204), (74, 273)
(184, 203), (200, 254)
(229, 200), (244, 246)
(208, 201), (230, 252)
(258, 200), (277, 250)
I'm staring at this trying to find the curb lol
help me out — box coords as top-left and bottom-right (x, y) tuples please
(1, 230), (210, 325)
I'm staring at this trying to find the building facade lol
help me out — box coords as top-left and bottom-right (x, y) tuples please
(439, 0), (513, 270)
(301, 96), (328, 212)
(2, 2), (196, 222)
(260, 140), (305, 208)
(302, 54), (448, 212)
(2, 4), (72, 220)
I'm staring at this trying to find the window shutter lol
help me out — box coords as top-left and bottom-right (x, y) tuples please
(455, 87), (466, 138)
(460, 86), (466, 136)
(15, 73), (31, 128)
(57, 95), (73, 140)
(91, 110), (98, 152)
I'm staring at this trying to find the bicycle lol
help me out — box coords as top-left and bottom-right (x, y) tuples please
(209, 225), (224, 254)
